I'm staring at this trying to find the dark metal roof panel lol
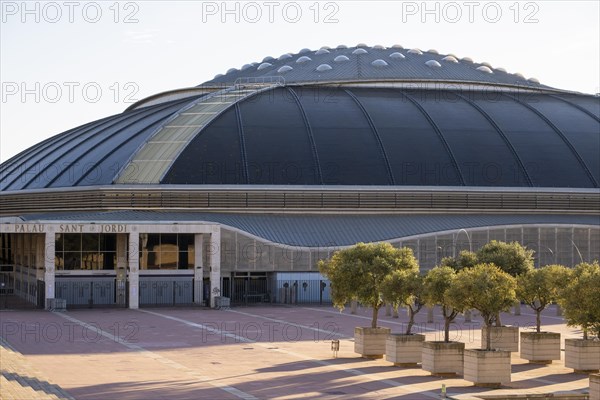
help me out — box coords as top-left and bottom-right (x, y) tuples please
(21, 210), (600, 247)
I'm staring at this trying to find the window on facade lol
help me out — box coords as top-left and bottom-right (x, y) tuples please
(55, 233), (117, 270)
(139, 233), (194, 270)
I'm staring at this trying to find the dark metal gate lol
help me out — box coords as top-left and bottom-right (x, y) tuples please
(55, 277), (124, 308)
(139, 277), (194, 307)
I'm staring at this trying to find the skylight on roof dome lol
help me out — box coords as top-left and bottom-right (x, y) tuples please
(528, 77), (540, 84)
(257, 62), (272, 71)
(214, 73), (224, 79)
(442, 56), (459, 63)
(496, 67), (507, 73)
(277, 66), (293, 73)
(262, 56), (275, 63)
(481, 62), (492, 68)
(425, 60), (442, 68)
(296, 56), (312, 63)
(241, 64), (253, 71)
(515, 72), (525, 79)
(356, 43), (368, 48)
(428, 49), (439, 54)
(278, 53), (293, 61)
(352, 48), (368, 55)
(371, 59), (389, 67)
(373, 45), (386, 49)
(476, 66), (493, 74)
(408, 48), (423, 55)
(334, 55), (350, 62)
(392, 44), (404, 49)
(337, 44), (348, 49)
(299, 48), (311, 54)
(389, 52), (405, 59)
(315, 49), (330, 55)
(316, 64), (333, 72)
(227, 68), (238, 74)
(320, 46), (331, 50)
(461, 57), (473, 63)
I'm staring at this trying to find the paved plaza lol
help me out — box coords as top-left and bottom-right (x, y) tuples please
(0, 304), (594, 399)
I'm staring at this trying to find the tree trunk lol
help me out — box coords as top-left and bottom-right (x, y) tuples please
(485, 322), (492, 351)
(406, 307), (415, 335)
(444, 317), (451, 343)
(583, 327), (588, 340)
(495, 312), (502, 327)
(536, 309), (541, 333)
(371, 305), (379, 328)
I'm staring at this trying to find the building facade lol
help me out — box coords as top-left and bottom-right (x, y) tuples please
(1, 44), (599, 309)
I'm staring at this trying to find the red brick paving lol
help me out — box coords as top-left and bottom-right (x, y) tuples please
(0, 305), (592, 399)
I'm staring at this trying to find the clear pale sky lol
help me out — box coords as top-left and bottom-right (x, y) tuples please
(1, 0), (599, 162)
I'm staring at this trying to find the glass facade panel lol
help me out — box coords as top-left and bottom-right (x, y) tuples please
(139, 233), (194, 270)
(590, 228), (600, 263)
(556, 228), (573, 267)
(489, 228), (506, 242)
(573, 228), (589, 264)
(506, 228), (522, 244)
(55, 233), (116, 270)
(419, 237), (436, 270)
(470, 230), (489, 252)
(539, 228), (557, 266)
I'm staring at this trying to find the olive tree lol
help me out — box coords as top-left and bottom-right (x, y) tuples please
(449, 263), (517, 350)
(440, 250), (478, 271)
(559, 262), (600, 340)
(382, 270), (423, 335)
(516, 265), (570, 333)
(477, 241), (534, 325)
(319, 243), (417, 329)
(422, 266), (463, 342)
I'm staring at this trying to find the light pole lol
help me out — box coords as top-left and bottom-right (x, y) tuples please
(571, 240), (584, 264)
(456, 228), (473, 254)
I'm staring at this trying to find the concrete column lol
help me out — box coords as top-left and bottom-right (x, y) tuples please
(350, 299), (357, 314)
(514, 302), (521, 316)
(128, 232), (139, 309)
(464, 309), (472, 322)
(194, 234), (204, 304)
(556, 304), (563, 316)
(427, 306), (434, 323)
(116, 234), (127, 306)
(35, 234), (44, 280)
(209, 227), (221, 308)
(44, 232), (55, 309)
(392, 307), (399, 318)
(385, 303), (391, 316)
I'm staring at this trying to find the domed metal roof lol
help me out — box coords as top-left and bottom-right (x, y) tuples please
(201, 45), (547, 89)
(1, 46), (599, 192)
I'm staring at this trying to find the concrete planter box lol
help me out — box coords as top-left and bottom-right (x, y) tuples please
(354, 327), (391, 358)
(565, 339), (600, 373)
(464, 349), (511, 387)
(422, 341), (465, 376)
(520, 332), (561, 364)
(385, 333), (425, 367)
(482, 326), (519, 352)
(590, 374), (600, 400)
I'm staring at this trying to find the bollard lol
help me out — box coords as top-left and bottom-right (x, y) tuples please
(331, 340), (340, 358)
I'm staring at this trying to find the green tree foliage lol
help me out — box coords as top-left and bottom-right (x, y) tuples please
(422, 266), (463, 342)
(516, 265), (570, 333)
(476, 240), (534, 277)
(559, 262), (600, 339)
(382, 270), (423, 335)
(440, 250), (478, 271)
(319, 243), (418, 329)
(449, 263), (517, 350)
